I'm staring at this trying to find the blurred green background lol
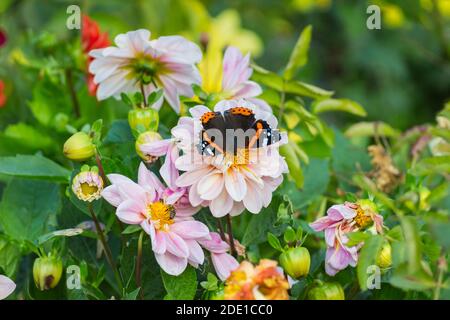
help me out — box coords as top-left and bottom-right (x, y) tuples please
(0, 0), (449, 132)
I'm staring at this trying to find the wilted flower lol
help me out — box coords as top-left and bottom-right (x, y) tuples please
(224, 259), (289, 300)
(72, 167), (104, 202)
(81, 15), (110, 96)
(175, 99), (288, 217)
(198, 232), (239, 281)
(63, 132), (95, 161)
(33, 256), (63, 291)
(0, 275), (15, 300)
(0, 80), (7, 108)
(368, 145), (401, 193)
(89, 29), (202, 113)
(102, 162), (208, 276)
(309, 200), (384, 276)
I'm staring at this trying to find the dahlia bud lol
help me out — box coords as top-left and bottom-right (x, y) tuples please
(279, 247), (310, 279)
(307, 281), (345, 300)
(72, 166), (104, 202)
(63, 132), (95, 161)
(376, 242), (392, 269)
(128, 108), (159, 133)
(33, 256), (63, 291)
(135, 131), (163, 164)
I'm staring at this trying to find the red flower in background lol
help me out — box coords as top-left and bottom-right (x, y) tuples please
(0, 28), (6, 48)
(81, 15), (110, 96)
(0, 80), (7, 108)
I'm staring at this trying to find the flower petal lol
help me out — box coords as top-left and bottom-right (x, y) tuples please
(155, 252), (188, 276)
(116, 199), (145, 224)
(170, 220), (210, 240)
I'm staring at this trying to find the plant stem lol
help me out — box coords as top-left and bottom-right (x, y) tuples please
(277, 80), (286, 123)
(140, 82), (148, 107)
(226, 215), (237, 257)
(217, 218), (226, 241)
(136, 230), (144, 300)
(433, 255), (447, 300)
(65, 69), (81, 118)
(95, 150), (108, 185)
(88, 203), (124, 295)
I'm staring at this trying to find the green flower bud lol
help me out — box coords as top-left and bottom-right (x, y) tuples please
(128, 108), (159, 133)
(135, 131), (163, 164)
(63, 132), (95, 161)
(376, 242), (392, 269)
(307, 282), (345, 300)
(33, 256), (63, 291)
(279, 247), (310, 279)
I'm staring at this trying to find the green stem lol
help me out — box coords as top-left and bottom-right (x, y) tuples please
(88, 203), (124, 295)
(136, 231), (145, 300)
(433, 255), (446, 300)
(65, 69), (81, 118)
(226, 215), (237, 257)
(140, 82), (148, 108)
(217, 218), (226, 241)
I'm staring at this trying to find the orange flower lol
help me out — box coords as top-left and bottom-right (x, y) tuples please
(81, 15), (110, 96)
(224, 259), (289, 300)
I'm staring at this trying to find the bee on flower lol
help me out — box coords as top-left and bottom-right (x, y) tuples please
(88, 29), (202, 113)
(101, 162), (238, 278)
(309, 199), (384, 276)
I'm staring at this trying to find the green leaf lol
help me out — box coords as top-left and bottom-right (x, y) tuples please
(103, 120), (134, 145)
(122, 225), (142, 235)
(390, 264), (436, 291)
(357, 234), (384, 290)
(147, 89), (163, 106)
(251, 64), (334, 99)
(312, 98), (367, 117)
(0, 154), (71, 183)
(284, 226), (296, 243)
(161, 266), (197, 300)
(284, 25), (312, 80)
(267, 232), (283, 252)
(4, 123), (56, 152)
(345, 121), (400, 138)
(410, 156), (450, 176)
(280, 142), (304, 188)
(0, 179), (62, 242)
(123, 288), (141, 300)
(400, 216), (422, 273)
(0, 236), (22, 277)
(346, 231), (371, 247)
(38, 228), (84, 245)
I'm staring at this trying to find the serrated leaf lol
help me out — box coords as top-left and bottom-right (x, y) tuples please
(284, 25), (312, 80)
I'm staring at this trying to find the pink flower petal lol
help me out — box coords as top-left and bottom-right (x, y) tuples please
(170, 220), (210, 240)
(155, 252), (188, 276)
(0, 275), (15, 300)
(197, 171), (224, 201)
(211, 252), (239, 281)
(165, 232), (189, 258)
(116, 199), (145, 224)
(210, 190), (233, 217)
(101, 185), (123, 207)
(224, 168), (247, 202)
(185, 240), (204, 265)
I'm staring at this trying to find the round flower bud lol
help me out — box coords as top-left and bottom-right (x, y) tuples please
(72, 168), (104, 202)
(135, 131), (163, 164)
(307, 282), (345, 300)
(128, 108), (159, 133)
(279, 247), (310, 279)
(376, 242), (392, 269)
(33, 256), (63, 291)
(63, 132), (95, 161)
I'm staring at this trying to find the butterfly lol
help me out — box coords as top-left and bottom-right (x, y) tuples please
(197, 107), (280, 156)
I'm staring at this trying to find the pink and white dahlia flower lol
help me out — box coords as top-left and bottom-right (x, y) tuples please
(0, 275), (15, 300)
(174, 99), (288, 217)
(309, 201), (384, 276)
(89, 29), (202, 113)
(102, 162), (207, 275)
(199, 232), (239, 281)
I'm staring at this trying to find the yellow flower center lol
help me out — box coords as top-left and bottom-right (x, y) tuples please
(224, 148), (250, 168)
(80, 183), (99, 197)
(354, 206), (372, 229)
(147, 201), (175, 232)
